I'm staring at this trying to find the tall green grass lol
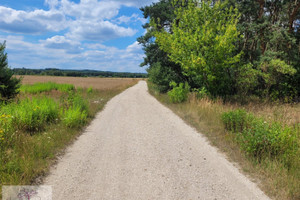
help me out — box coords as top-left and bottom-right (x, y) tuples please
(222, 110), (299, 161)
(20, 82), (74, 94)
(1, 97), (59, 133)
(60, 92), (89, 128)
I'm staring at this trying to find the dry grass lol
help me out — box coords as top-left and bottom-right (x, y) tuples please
(240, 102), (300, 126)
(148, 82), (300, 200)
(17, 75), (141, 91)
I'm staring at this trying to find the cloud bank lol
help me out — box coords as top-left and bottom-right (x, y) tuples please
(0, 0), (157, 72)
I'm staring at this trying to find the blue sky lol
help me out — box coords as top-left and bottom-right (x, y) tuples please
(0, 0), (158, 73)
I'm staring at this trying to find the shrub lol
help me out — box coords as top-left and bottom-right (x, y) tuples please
(221, 109), (299, 160)
(1, 97), (59, 133)
(67, 92), (88, 112)
(87, 87), (93, 94)
(167, 81), (190, 103)
(221, 109), (250, 133)
(194, 87), (209, 99)
(60, 92), (89, 128)
(61, 106), (87, 128)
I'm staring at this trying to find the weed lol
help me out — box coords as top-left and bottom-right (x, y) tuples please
(87, 87), (93, 94)
(3, 97), (59, 133)
(222, 110), (299, 161)
(61, 106), (87, 128)
(20, 82), (74, 94)
(168, 82), (190, 103)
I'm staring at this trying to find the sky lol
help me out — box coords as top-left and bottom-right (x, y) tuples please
(0, 0), (158, 73)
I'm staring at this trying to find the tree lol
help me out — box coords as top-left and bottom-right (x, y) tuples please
(138, 0), (186, 93)
(225, 0), (300, 99)
(154, 0), (242, 97)
(0, 41), (20, 101)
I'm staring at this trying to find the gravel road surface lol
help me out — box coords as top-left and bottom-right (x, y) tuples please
(43, 81), (270, 200)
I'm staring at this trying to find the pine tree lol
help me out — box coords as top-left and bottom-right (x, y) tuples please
(0, 41), (20, 101)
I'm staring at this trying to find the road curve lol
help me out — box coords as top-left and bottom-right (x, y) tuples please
(43, 81), (270, 200)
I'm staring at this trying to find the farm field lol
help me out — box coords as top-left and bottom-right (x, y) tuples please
(17, 75), (140, 90)
(0, 76), (139, 198)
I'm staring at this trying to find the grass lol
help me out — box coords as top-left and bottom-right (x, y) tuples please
(20, 82), (75, 94)
(148, 81), (300, 200)
(17, 75), (141, 91)
(0, 79), (138, 198)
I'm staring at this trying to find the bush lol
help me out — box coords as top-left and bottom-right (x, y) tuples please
(61, 106), (87, 128)
(167, 82), (190, 103)
(87, 87), (93, 94)
(193, 87), (209, 99)
(221, 109), (299, 160)
(1, 97), (59, 133)
(60, 91), (89, 128)
(67, 92), (89, 112)
(221, 109), (250, 133)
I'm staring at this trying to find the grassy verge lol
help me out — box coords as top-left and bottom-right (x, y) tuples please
(20, 82), (75, 94)
(0, 80), (137, 198)
(148, 81), (300, 200)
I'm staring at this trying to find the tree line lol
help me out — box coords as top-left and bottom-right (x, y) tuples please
(138, 0), (300, 102)
(13, 68), (148, 78)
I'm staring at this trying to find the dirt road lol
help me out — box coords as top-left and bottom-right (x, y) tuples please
(43, 81), (269, 200)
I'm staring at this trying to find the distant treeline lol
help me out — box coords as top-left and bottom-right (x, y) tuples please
(13, 68), (148, 78)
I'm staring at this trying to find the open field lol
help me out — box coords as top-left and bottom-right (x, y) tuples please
(148, 81), (300, 200)
(17, 75), (141, 90)
(0, 77), (139, 199)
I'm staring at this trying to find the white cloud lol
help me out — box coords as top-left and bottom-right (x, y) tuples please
(60, 0), (120, 20)
(0, 34), (146, 73)
(114, 13), (147, 25)
(0, 0), (156, 72)
(126, 41), (142, 53)
(0, 6), (66, 34)
(45, 0), (59, 9)
(105, 0), (159, 7)
(67, 20), (137, 41)
(41, 35), (82, 54)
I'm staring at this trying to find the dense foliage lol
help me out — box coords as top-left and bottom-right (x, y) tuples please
(137, 0), (186, 92)
(154, 0), (241, 97)
(139, 0), (300, 101)
(167, 81), (190, 103)
(0, 42), (20, 101)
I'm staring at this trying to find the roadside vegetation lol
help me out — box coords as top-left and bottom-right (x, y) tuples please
(0, 42), (139, 198)
(148, 82), (300, 199)
(20, 82), (75, 94)
(0, 80), (137, 194)
(140, 0), (300, 199)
